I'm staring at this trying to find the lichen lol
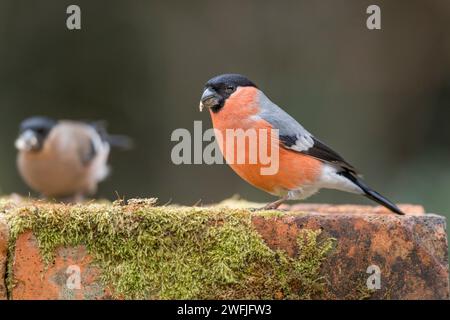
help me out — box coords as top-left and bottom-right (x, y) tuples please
(3, 198), (335, 300)
(340, 275), (376, 300)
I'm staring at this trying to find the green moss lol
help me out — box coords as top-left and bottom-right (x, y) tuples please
(3, 199), (335, 300)
(343, 276), (376, 300)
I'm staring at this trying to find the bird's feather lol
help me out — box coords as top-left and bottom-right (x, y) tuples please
(79, 139), (98, 166)
(90, 121), (134, 150)
(258, 92), (357, 173)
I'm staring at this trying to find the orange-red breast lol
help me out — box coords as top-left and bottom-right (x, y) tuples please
(199, 74), (404, 214)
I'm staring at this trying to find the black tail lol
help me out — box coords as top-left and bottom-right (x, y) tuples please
(339, 171), (405, 215)
(90, 121), (134, 150)
(105, 134), (134, 150)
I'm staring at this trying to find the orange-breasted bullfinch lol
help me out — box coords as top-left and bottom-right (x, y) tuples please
(15, 116), (132, 202)
(199, 74), (404, 215)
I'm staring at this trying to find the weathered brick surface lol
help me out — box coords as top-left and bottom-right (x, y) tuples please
(0, 214), (8, 300)
(7, 204), (450, 300)
(12, 232), (108, 300)
(285, 203), (425, 216)
(252, 210), (449, 299)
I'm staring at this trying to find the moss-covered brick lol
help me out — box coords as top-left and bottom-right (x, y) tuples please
(1, 196), (448, 300)
(0, 208), (8, 300)
(4, 198), (334, 300)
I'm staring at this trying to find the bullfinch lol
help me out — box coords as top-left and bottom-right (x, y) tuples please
(199, 74), (404, 215)
(15, 116), (132, 202)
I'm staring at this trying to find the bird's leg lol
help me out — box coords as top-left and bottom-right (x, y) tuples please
(55, 194), (85, 204)
(262, 196), (288, 210)
(72, 194), (85, 204)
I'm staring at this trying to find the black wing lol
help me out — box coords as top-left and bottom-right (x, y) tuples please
(280, 135), (358, 174)
(90, 121), (133, 150)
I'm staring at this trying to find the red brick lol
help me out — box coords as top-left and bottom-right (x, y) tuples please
(0, 215), (8, 300)
(7, 204), (449, 300)
(252, 211), (449, 299)
(11, 232), (108, 300)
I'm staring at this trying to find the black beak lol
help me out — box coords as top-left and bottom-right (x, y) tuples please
(199, 88), (220, 111)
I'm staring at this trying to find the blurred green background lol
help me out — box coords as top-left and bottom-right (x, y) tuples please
(0, 0), (449, 219)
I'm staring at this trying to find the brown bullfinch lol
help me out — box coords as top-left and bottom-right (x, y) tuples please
(15, 116), (132, 202)
(199, 74), (404, 215)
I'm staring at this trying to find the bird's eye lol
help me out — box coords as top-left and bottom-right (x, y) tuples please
(35, 128), (47, 135)
(225, 86), (235, 94)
